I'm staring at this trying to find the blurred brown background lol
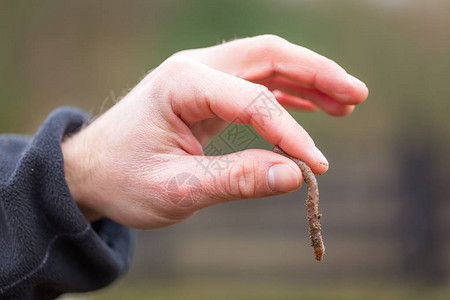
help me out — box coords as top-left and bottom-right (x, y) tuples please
(1, 0), (449, 299)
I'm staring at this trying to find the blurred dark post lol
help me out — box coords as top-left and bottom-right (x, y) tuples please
(398, 132), (445, 284)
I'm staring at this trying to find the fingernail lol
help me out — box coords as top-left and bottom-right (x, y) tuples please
(268, 164), (300, 192)
(347, 74), (366, 86)
(314, 147), (329, 168)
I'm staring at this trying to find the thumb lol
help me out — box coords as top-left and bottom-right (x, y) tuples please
(167, 149), (303, 210)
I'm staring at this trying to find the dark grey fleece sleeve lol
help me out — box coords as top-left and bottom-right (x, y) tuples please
(0, 107), (135, 300)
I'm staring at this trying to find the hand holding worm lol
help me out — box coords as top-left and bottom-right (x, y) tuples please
(62, 35), (367, 231)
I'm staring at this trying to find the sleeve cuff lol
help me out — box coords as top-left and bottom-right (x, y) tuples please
(0, 107), (135, 297)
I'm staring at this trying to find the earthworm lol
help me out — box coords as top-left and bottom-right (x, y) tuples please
(273, 145), (325, 261)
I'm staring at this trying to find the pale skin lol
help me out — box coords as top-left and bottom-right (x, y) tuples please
(61, 35), (368, 229)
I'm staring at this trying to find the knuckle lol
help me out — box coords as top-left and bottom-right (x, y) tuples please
(254, 83), (271, 96)
(150, 56), (199, 97)
(254, 34), (286, 46)
(253, 84), (278, 106)
(162, 56), (196, 74)
(170, 49), (197, 60)
(169, 49), (188, 58)
(243, 35), (288, 71)
(252, 34), (287, 53)
(226, 157), (258, 199)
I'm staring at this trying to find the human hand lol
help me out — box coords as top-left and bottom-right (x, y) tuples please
(62, 35), (368, 228)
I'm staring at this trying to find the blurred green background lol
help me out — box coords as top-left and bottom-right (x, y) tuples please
(1, 0), (449, 299)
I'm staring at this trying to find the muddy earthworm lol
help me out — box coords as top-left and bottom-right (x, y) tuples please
(273, 145), (325, 261)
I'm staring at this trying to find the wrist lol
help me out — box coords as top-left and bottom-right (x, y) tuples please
(62, 129), (103, 222)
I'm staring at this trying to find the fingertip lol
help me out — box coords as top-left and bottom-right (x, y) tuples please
(307, 156), (329, 175)
(359, 83), (369, 102)
(315, 161), (329, 175)
(274, 144), (329, 176)
(311, 146), (329, 174)
(328, 104), (355, 117)
(316, 70), (368, 105)
(343, 74), (369, 105)
(344, 105), (356, 116)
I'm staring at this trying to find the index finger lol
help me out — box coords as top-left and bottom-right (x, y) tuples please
(156, 57), (329, 174)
